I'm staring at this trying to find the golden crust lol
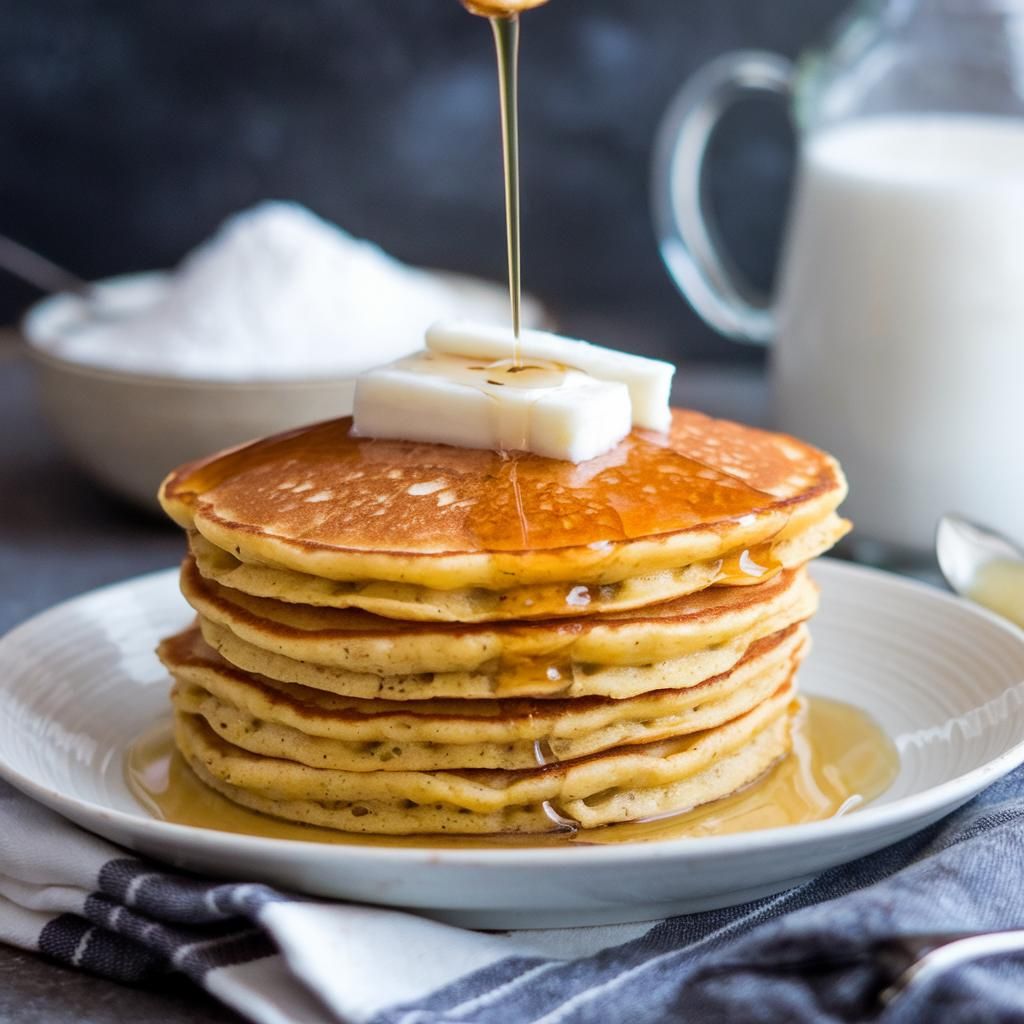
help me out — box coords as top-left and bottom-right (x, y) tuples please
(179, 556), (818, 676)
(162, 622), (807, 770)
(187, 514), (849, 623)
(174, 688), (796, 833)
(159, 409), (847, 590)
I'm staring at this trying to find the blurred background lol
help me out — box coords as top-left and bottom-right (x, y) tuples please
(0, 0), (845, 362)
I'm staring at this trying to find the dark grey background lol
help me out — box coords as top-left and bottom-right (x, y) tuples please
(0, 0), (846, 360)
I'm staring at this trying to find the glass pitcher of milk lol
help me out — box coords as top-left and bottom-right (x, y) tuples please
(653, 0), (1024, 554)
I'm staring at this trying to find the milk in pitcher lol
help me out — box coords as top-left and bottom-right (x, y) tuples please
(774, 114), (1024, 549)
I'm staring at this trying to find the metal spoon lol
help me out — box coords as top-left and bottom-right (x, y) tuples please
(705, 929), (1024, 1007)
(878, 929), (1024, 1005)
(0, 232), (88, 295)
(936, 513), (1024, 629)
(936, 513), (1024, 597)
(0, 232), (140, 337)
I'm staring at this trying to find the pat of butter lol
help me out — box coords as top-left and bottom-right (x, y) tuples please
(353, 351), (632, 462)
(426, 321), (674, 432)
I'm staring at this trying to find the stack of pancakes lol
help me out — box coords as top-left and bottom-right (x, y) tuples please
(157, 409), (848, 836)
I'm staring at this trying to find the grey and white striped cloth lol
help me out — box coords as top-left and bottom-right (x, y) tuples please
(4, 775), (1024, 1024)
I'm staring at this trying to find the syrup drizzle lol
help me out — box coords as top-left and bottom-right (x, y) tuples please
(714, 540), (785, 587)
(533, 734), (582, 833)
(489, 13), (523, 351)
(503, 452), (530, 547)
(460, 0), (552, 363)
(495, 658), (572, 699)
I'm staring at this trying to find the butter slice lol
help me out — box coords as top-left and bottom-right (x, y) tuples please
(353, 351), (632, 463)
(426, 321), (674, 432)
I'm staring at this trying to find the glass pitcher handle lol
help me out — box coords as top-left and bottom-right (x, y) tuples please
(652, 50), (794, 346)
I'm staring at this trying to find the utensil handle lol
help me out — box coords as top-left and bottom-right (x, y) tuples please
(881, 929), (1024, 1005)
(0, 234), (86, 295)
(651, 50), (794, 346)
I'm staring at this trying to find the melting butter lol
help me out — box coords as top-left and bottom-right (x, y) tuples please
(353, 322), (677, 463)
(353, 348), (633, 463)
(427, 321), (675, 432)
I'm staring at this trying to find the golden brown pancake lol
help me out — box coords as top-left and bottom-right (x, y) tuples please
(153, 401), (849, 838)
(174, 686), (797, 833)
(159, 410), (847, 591)
(178, 556), (817, 678)
(187, 513), (848, 623)
(162, 622), (807, 771)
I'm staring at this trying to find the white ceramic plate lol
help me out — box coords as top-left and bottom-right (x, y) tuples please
(2, 559), (1024, 929)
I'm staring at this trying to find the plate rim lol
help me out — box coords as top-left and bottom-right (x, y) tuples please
(2, 557), (1024, 869)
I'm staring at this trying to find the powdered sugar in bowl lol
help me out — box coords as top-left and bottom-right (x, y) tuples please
(24, 202), (545, 510)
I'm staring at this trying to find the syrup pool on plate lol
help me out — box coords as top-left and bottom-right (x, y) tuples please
(126, 696), (899, 849)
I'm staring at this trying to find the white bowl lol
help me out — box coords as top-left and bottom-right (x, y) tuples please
(24, 271), (545, 512)
(27, 348), (356, 511)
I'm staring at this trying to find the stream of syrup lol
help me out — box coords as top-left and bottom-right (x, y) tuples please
(491, 14), (522, 348)
(461, 0), (551, 361)
(127, 696), (899, 849)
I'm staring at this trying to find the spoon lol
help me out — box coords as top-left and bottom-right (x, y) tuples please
(0, 232), (141, 337)
(0, 233), (89, 296)
(936, 514), (1024, 627)
(705, 929), (1024, 1008)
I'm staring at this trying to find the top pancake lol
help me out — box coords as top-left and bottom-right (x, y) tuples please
(160, 409), (846, 590)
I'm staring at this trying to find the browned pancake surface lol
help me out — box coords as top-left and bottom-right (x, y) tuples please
(161, 409), (843, 558)
(179, 556), (806, 642)
(159, 620), (805, 726)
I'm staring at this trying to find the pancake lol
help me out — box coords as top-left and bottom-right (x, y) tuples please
(187, 513), (848, 622)
(160, 410), (847, 591)
(163, 622), (808, 771)
(174, 684), (797, 834)
(180, 556), (817, 684)
(153, 397), (849, 838)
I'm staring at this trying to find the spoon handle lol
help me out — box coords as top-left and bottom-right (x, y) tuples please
(880, 928), (1024, 1004)
(0, 234), (88, 295)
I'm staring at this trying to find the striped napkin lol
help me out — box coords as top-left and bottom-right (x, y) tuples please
(3, 776), (1024, 1024)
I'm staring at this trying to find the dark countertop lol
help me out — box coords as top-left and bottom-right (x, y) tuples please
(0, 945), (242, 1024)
(0, 335), (773, 1022)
